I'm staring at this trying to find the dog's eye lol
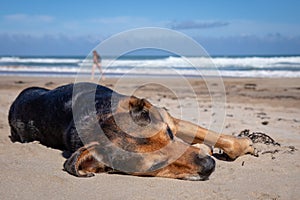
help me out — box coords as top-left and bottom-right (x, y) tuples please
(141, 109), (148, 117)
(166, 126), (174, 140)
(130, 108), (151, 126)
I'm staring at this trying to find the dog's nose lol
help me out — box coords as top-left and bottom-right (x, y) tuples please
(195, 155), (215, 180)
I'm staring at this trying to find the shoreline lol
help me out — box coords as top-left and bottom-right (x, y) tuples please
(0, 76), (299, 199)
(2, 72), (300, 78)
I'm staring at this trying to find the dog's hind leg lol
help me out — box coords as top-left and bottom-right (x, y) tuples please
(63, 142), (107, 177)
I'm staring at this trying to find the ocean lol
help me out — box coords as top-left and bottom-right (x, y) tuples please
(0, 55), (300, 78)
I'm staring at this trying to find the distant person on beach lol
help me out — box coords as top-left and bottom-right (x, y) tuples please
(91, 50), (105, 80)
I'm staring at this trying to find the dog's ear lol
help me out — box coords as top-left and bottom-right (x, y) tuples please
(128, 97), (151, 126)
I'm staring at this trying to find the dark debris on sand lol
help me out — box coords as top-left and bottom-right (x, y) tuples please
(238, 129), (280, 146)
(238, 129), (297, 158)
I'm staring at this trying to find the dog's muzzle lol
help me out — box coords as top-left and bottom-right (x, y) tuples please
(196, 155), (216, 180)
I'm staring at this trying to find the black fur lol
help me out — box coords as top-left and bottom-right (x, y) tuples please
(8, 82), (124, 152)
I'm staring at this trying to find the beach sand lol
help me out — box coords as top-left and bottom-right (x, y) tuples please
(0, 76), (299, 199)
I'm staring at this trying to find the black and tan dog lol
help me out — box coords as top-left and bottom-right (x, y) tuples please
(8, 82), (255, 180)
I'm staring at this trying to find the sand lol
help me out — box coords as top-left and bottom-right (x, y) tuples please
(0, 76), (299, 200)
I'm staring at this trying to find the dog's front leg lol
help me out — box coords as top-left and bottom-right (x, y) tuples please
(173, 118), (255, 160)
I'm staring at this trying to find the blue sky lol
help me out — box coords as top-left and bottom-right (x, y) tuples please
(1, 0), (300, 55)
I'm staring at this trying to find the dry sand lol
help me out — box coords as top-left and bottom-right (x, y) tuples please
(0, 76), (299, 200)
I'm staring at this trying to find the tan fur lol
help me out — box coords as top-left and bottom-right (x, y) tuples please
(66, 96), (254, 179)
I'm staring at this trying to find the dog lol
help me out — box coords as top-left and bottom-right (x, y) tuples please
(8, 82), (255, 181)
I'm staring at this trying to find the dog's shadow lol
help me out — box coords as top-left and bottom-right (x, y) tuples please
(212, 153), (235, 161)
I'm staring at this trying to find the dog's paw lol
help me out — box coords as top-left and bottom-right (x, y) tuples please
(78, 171), (95, 178)
(223, 136), (256, 159)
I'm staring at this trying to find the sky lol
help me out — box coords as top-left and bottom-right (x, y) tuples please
(0, 0), (300, 56)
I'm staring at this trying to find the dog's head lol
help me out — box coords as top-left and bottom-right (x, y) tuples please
(91, 96), (215, 181)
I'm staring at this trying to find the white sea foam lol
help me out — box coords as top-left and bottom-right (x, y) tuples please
(211, 56), (300, 69)
(0, 56), (81, 64)
(91, 56), (300, 69)
(1, 56), (300, 77)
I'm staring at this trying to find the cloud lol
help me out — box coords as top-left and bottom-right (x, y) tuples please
(195, 34), (300, 55)
(4, 14), (54, 23)
(170, 20), (230, 30)
(0, 32), (300, 56)
(0, 33), (96, 55)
